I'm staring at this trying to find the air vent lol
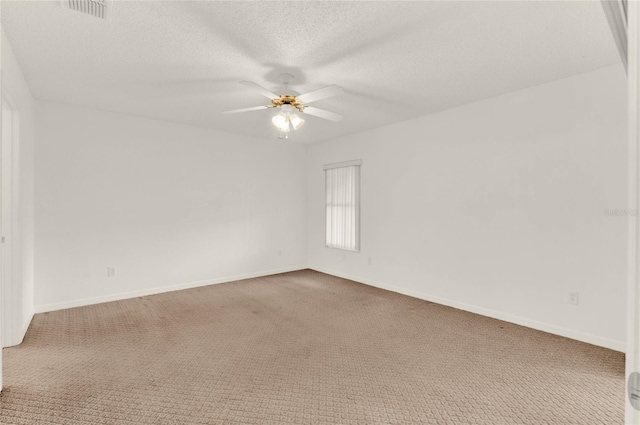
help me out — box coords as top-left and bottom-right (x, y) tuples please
(61, 0), (109, 20)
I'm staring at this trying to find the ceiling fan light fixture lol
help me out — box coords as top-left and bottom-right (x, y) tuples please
(289, 113), (305, 130)
(272, 112), (290, 132)
(225, 76), (344, 138)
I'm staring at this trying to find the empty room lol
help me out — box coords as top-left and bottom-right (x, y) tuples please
(1, 0), (640, 424)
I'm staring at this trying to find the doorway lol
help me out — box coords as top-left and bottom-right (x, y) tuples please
(0, 96), (19, 391)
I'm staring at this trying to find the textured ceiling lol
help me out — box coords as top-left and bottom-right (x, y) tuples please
(2, 1), (619, 144)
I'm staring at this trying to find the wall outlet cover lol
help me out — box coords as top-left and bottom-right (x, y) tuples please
(568, 291), (579, 305)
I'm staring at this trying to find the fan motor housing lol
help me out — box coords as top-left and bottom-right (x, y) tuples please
(271, 95), (303, 110)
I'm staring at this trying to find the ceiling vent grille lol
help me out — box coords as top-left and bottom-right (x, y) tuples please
(61, 0), (109, 20)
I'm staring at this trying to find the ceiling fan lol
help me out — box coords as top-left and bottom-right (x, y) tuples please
(222, 73), (344, 137)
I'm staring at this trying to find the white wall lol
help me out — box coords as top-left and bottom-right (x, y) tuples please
(1, 32), (36, 346)
(308, 64), (628, 351)
(34, 101), (307, 311)
(23, 61), (630, 352)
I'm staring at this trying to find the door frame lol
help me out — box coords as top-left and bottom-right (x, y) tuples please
(0, 91), (22, 351)
(628, 1), (640, 423)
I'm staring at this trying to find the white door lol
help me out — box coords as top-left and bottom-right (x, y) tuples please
(0, 98), (14, 391)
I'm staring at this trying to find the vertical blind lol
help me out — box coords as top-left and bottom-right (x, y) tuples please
(325, 160), (361, 251)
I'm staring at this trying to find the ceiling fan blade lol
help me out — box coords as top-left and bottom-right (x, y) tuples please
(301, 106), (343, 122)
(297, 85), (344, 104)
(222, 105), (271, 114)
(239, 81), (280, 99)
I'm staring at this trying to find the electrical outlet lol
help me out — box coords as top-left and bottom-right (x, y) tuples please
(107, 267), (117, 277)
(568, 291), (579, 305)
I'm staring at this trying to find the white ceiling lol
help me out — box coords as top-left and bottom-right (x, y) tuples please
(2, 1), (620, 144)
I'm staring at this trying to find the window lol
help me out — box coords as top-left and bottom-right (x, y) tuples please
(324, 160), (361, 251)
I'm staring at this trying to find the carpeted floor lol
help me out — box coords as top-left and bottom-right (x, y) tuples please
(0, 270), (624, 424)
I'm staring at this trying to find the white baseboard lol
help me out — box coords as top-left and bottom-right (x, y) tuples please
(33, 265), (626, 353)
(309, 265), (626, 353)
(34, 266), (307, 314)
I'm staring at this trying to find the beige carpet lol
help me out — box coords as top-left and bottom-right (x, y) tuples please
(0, 270), (624, 424)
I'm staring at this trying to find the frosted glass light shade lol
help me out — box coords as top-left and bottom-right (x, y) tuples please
(272, 112), (290, 132)
(289, 114), (305, 130)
